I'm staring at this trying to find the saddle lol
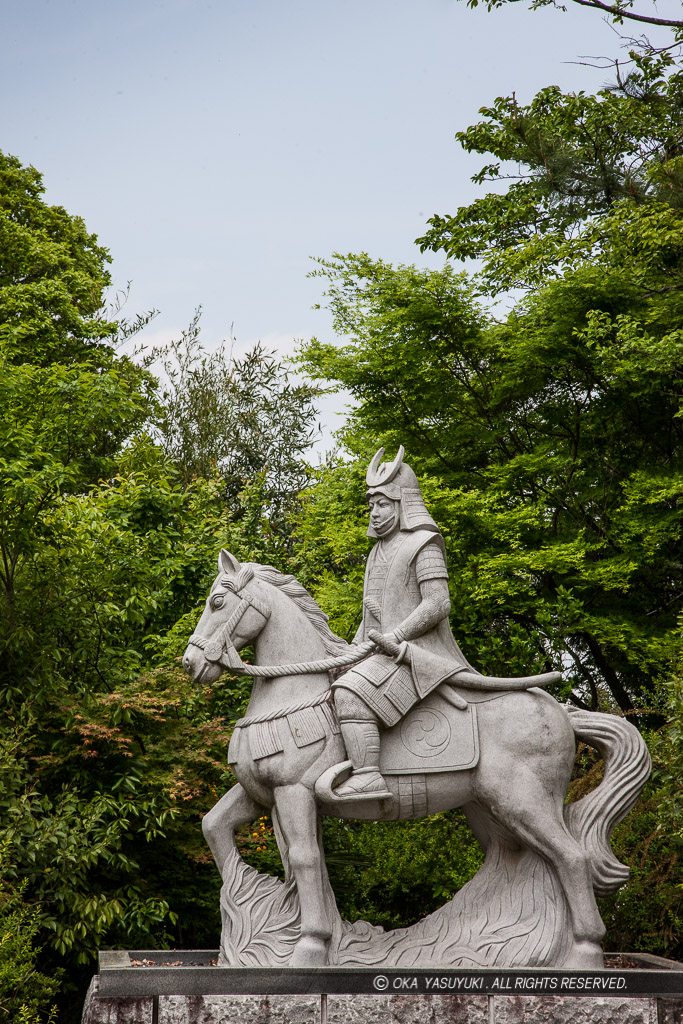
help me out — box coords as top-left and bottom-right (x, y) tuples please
(377, 640), (557, 775)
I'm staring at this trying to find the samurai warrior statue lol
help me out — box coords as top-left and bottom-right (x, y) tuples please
(332, 446), (475, 800)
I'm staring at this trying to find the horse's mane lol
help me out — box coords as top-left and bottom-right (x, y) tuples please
(253, 564), (348, 656)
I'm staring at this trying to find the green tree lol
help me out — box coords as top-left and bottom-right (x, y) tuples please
(0, 848), (59, 1024)
(293, 42), (683, 955)
(418, 53), (683, 294)
(0, 446), (234, 1011)
(0, 150), (123, 367)
(0, 149), (326, 1019)
(0, 151), (225, 1016)
(0, 354), (154, 646)
(152, 312), (320, 548)
(298, 249), (683, 720)
(298, 45), (683, 723)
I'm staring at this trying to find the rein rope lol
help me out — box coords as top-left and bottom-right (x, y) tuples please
(227, 640), (375, 678)
(188, 569), (562, 693)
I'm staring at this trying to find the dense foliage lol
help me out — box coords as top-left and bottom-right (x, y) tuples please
(0, 850), (59, 1024)
(299, 54), (683, 727)
(0, 149), (321, 1021)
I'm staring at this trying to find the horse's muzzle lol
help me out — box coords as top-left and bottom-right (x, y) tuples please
(182, 646), (220, 684)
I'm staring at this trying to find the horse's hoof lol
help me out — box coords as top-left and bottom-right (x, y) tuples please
(564, 941), (604, 969)
(289, 936), (329, 967)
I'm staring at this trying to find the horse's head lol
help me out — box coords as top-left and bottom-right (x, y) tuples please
(182, 550), (272, 685)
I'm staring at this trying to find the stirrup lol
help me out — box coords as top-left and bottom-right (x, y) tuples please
(333, 767), (392, 802)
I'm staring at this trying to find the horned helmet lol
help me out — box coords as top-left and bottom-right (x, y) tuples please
(365, 446), (438, 537)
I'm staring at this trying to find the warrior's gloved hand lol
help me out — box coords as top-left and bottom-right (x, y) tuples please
(367, 629), (402, 659)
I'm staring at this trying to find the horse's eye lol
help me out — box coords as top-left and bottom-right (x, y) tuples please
(211, 595), (224, 609)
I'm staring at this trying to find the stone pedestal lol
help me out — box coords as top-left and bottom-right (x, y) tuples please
(83, 952), (683, 1024)
(83, 975), (683, 1024)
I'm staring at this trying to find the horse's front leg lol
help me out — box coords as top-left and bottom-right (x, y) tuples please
(202, 783), (266, 877)
(273, 782), (332, 966)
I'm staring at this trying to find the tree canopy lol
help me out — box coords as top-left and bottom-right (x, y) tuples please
(298, 238), (683, 721)
(294, 26), (683, 957)
(152, 311), (320, 543)
(0, 151), (120, 366)
(298, 40), (683, 716)
(418, 53), (683, 293)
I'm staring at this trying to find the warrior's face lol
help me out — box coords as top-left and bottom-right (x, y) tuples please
(368, 494), (400, 538)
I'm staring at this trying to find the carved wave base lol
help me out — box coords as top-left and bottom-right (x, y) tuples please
(218, 837), (574, 969)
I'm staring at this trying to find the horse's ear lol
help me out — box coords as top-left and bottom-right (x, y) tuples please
(219, 549), (241, 574)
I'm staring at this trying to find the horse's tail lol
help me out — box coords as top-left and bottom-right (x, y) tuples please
(564, 708), (651, 897)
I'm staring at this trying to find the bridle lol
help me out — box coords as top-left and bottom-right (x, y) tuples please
(185, 566), (377, 680)
(187, 567), (272, 671)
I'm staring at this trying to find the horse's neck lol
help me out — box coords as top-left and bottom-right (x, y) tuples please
(245, 584), (330, 717)
(254, 584), (328, 667)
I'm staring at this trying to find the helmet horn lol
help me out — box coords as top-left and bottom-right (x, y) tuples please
(366, 445), (405, 487)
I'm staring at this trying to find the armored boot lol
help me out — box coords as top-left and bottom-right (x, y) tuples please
(334, 721), (391, 800)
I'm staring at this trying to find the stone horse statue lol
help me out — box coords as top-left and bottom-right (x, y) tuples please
(182, 550), (650, 970)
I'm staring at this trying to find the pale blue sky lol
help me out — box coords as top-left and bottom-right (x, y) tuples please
(1, 0), (677, 438)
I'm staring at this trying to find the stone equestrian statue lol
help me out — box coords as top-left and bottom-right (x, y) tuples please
(183, 443), (651, 969)
(333, 445), (475, 799)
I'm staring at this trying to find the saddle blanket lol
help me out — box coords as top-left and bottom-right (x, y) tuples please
(228, 688), (482, 773)
(228, 699), (340, 764)
(379, 689), (479, 774)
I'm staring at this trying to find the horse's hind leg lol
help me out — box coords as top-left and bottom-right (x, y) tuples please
(273, 782), (331, 966)
(202, 783), (266, 877)
(478, 769), (605, 968)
